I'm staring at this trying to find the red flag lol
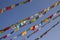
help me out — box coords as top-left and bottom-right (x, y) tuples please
(6, 6), (12, 10)
(3, 27), (11, 31)
(26, 0), (31, 2)
(48, 14), (53, 19)
(3, 35), (7, 39)
(26, 17), (30, 20)
(0, 9), (3, 13)
(30, 26), (35, 30)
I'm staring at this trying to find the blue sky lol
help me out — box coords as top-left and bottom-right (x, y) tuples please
(0, 0), (60, 40)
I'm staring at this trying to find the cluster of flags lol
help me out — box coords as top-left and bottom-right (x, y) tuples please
(0, 1), (60, 40)
(0, 1), (60, 35)
(0, 0), (32, 13)
(11, 13), (60, 40)
(0, 10), (60, 40)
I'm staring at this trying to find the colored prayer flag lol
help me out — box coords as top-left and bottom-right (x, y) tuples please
(30, 18), (37, 22)
(0, 30), (4, 34)
(0, 9), (3, 13)
(42, 18), (49, 23)
(19, 2), (26, 4)
(3, 27), (10, 31)
(11, 5), (15, 8)
(3, 35), (7, 39)
(14, 28), (19, 32)
(22, 31), (27, 36)
(6, 6), (12, 10)
(30, 26), (35, 30)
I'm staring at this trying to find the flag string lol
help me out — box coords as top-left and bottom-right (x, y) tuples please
(0, 0), (32, 13)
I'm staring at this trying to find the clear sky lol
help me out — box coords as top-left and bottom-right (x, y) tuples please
(0, 0), (60, 40)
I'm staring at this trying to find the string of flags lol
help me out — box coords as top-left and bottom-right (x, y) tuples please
(0, 0), (32, 13)
(9, 11), (60, 40)
(35, 21), (60, 40)
(0, 1), (60, 35)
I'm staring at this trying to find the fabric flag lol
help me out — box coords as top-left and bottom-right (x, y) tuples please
(50, 4), (56, 9)
(10, 31), (14, 34)
(49, 1), (59, 9)
(48, 14), (53, 19)
(58, 14), (60, 16)
(30, 24), (39, 30)
(0, 9), (3, 13)
(19, 2), (27, 5)
(15, 3), (20, 7)
(19, 0), (31, 5)
(40, 10), (45, 14)
(0, 30), (4, 34)
(20, 19), (27, 26)
(16, 24), (21, 30)
(22, 31), (27, 36)
(45, 8), (50, 12)
(6, 6), (12, 10)
(30, 18), (37, 23)
(42, 18), (49, 23)
(57, 1), (60, 6)
(11, 4), (15, 9)
(3, 27), (11, 31)
(26, 17), (31, 20)
(26, 0), (31, 2)
(14, 28), (19, 32)
(34, 13), (39, 17)
(30, 26), (35, 30)
(3, 35), (7, 39)
(11, 24), (16, 29)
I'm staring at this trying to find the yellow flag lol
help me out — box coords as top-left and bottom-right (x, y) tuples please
(14, 28), (19, 32)
(57, 1), (60, 5)
(30, 26), (34, 30)
(19, 2), (26, 5)
(11, 4), (15, 8)
(22, 31), (27, 36)
(31, 18), (37, 22)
